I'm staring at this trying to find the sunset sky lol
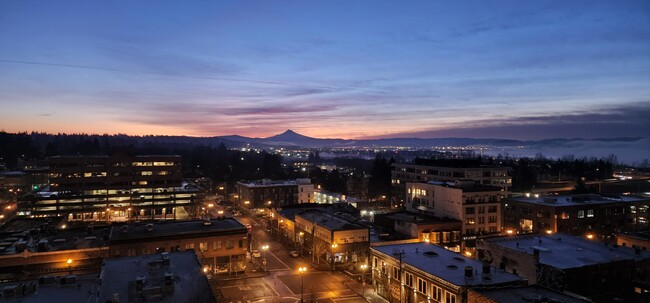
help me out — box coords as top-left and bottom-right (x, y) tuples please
(1, 0), (649, 140)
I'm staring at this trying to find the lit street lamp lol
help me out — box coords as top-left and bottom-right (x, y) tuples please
(360, 264), (368, 296)
(331, 243), (338, 270)
(298, 267), (307, 303)
(66, 258), (73, 274)
(261, 245), (269, 271)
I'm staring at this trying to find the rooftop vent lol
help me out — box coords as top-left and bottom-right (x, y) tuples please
(464, 266), (473, 278)
(453, 257), (465, 262)
(423, 251), (438, 257)
(447, 265), (458, 269)
(120, 225), (129, 233)
(145, 224), (154, 232)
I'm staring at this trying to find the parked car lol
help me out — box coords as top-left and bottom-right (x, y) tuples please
(252, 250), (261, 258)
(289, 250), (300, 258)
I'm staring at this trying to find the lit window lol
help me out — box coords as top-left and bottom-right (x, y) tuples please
(578, 210), (585, 218)
(587, 209), (594, 217)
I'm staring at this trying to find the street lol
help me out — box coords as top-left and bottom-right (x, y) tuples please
(205, 203), (384, 303)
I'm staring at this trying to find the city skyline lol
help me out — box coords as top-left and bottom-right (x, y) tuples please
(1, 1), (649, 140)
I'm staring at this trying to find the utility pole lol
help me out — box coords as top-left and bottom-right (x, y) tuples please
(395, 250), (405, 303)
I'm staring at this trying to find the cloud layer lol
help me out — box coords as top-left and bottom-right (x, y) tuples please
(0, 0), (649, 140)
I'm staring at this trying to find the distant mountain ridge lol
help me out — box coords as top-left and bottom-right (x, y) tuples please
(210, 129), (644, 149)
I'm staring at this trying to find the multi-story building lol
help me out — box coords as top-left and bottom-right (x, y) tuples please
(371, 242), (525, 303)
(313, 190), (361, 204)
(392, 159), (511, 203)
(477, 234), (650, 302)
(236, 178), (314, 209)
(295, 209), (369, 269)
(18, 153), (198, 221)
(503, 194), (650, 237)
(406, 181), (505, 240)
(109, 218), (248, 274)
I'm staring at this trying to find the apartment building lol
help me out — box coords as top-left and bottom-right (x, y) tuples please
(406, 181), (505, 240)
(392, 159), (511, 203)
(18, 153), (198, 221)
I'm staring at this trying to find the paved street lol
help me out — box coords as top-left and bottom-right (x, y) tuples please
(205, 207), (387, 303)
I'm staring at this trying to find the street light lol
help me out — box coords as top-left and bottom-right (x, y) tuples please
(66, 258), (73, 274)
(331, 243), (338, 270)
(360, 264), (368, 296)
(298, 267), (307, 303)
(261, 245), (269, 271)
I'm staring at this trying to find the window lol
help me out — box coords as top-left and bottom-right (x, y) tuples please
(225, 240), (234, 249)
(466, 218), (475, 225)
(587, 209), (594, 217)
(405, 272), (413, 287)
(560, 212), (570, 219)
(445, 291), (456, 303)
(185, 243), (195, 250)
(417, 278), (427, 294)
(374, 257), (378, 268)
(488, 205), (497, 213)
(578, 210), (585, 218)
(478, 217), (485, 224)
(199, 242), (208, 251)
(213, 241), (222, 250)
(488, 216), (497, 223)
(239, 239), (244, 248)
(489, 226), (497, 233)
(466, 207), (475, 214)
(478, 206), (485, 214)
(393, 267), (401, 280)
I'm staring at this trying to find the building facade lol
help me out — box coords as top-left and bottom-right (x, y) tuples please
(19, 153), (198, 221)
(503, 194), (650, 237)
(109, 218), (248, 274)
(392, 159), (511, 204)
(295, 209), (369, 269)
(405, 181), (505, 240)
(371, 242), (525, 303)
(236, 178), (314, 210)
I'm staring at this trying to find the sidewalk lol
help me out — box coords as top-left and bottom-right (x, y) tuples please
(341, 276), (389, 303)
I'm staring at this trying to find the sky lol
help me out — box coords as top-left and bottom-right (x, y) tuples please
(0, 0), (649, 140)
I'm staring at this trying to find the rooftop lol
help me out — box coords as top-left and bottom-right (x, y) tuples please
(99, 251), (214, 303)
(276, 203), (360, 221)
(109, 218), (246, 242)
(297, 209), (367, 231)
(238, 178), (311, 187)
(473, 285), (590, 303)
(483, 233), (650, 269)
(507, 194), (648, 207)
(372, 242), (525, 287)
(0, 274), (99, 303)
(382, 212), (461, 225)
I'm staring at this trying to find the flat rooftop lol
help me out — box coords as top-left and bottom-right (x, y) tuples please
(0, 274), (99, 303)
(372, 242), (525, 287)
(99, 251), (214, 303)
(238, 178), (310, 187)
(474, 285), (590, 303)
(484, 233), (650, 269)
(110, 218), (246, 242)
(297, 209), (367, 231)
(507, 194), (648, 207)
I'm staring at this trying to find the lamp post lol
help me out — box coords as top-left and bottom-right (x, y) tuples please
(66, 258), (73, 274)
(298, 267), (307, 303)
(360, 264), (368, 296)
(261, 244), (269, 271)
(331, 243), (338, 270)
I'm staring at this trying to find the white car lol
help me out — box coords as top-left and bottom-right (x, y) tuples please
(252, 250), (261, 258)
(289, 250), (300, 258)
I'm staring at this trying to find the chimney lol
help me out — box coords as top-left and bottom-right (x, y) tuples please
(464, 266), (473, 278)
(415, 247), (419, 254)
